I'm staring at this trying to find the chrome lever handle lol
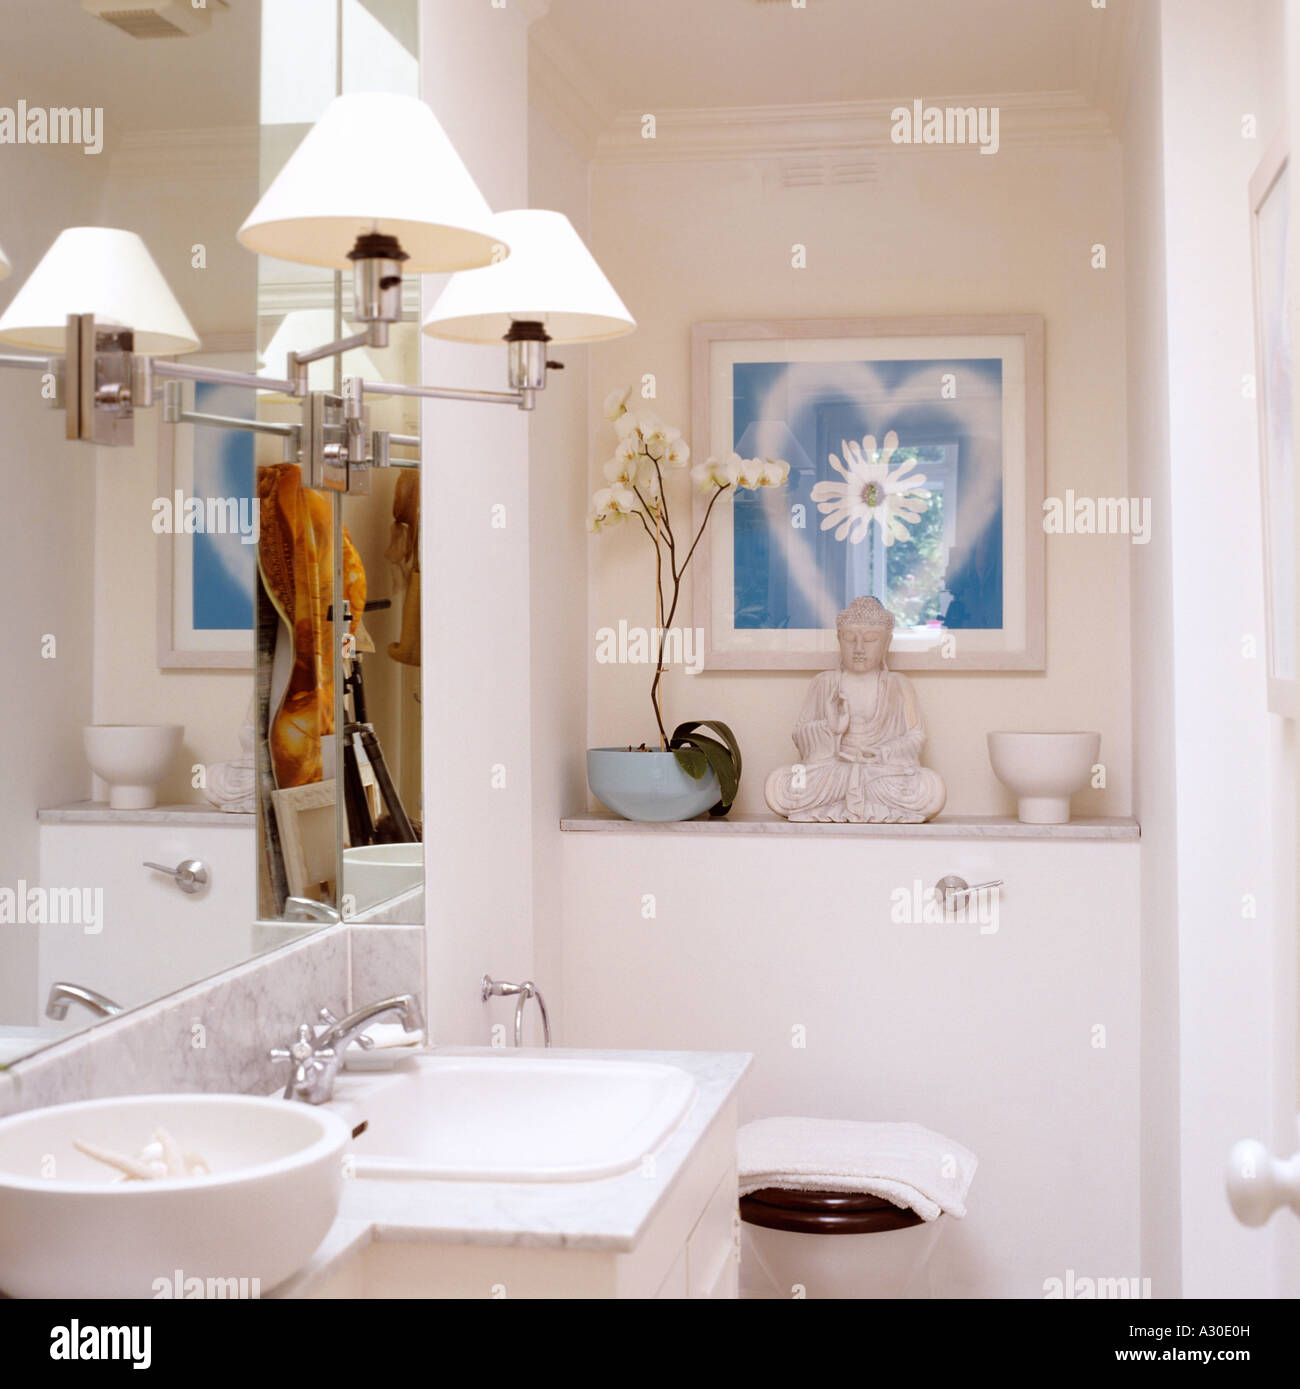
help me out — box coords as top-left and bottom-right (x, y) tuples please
(143, 859), (209, 895)
(935, 874), (1004, 906)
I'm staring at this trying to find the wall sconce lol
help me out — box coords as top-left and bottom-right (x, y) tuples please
(0, 226), (199, 446)
(423, 208), (636, 396)
(0, 92), (635, 491)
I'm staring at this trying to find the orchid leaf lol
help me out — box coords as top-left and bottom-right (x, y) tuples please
(669, 720), (742, 816)
(672, 746), (709, 780)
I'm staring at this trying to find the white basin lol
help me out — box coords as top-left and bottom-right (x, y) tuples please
(344, 1054), (697, 1181)
(343, 841), (423, 914)
(0, 1093), (348, 1298)
(83, 723), (182, 810)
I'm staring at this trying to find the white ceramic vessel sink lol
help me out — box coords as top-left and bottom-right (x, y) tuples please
(0, 1093), (349, 1298)
(343, 842), (423, 913)
(345, 1054), (697, 1181)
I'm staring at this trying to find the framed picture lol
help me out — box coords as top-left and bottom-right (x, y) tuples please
(156, 345), (258, 669)
(691, 316), (1045, 671)
(1249, 135), (1296, 719)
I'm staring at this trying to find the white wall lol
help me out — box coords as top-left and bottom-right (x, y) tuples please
(419, 0), (537, 1043)
(560, 832), (1141, 1298)
(0, 150), (104, 1023)
(528, 108), (593, 1023)
(548, 60), (1146, 1299)
(584, 139), (1132, 817)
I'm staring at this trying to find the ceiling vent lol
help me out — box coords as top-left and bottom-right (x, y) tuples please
(775, 153), (879, 190)
(81, 0), (218, 39)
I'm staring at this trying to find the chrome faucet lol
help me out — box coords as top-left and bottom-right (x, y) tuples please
(45, 982), (124, 1021)
(283, 896), (340, 924)
(271, 994), (425, 1104)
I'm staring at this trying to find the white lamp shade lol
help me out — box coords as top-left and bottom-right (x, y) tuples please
(0, 243), (10, 281)
(238, 92), (501, 273)
(258, 309), (387, 394)
(422, 210), (636, 345)
(0, 227), (199, 355)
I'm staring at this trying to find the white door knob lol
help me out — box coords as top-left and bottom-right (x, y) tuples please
(1225, 1136), (1300, 1226)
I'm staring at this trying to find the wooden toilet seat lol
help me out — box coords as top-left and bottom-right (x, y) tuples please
(739, 1187), (926, 1235)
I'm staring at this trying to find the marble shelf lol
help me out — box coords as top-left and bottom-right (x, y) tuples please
(560, 812), (1140, 841)
(38, 800), (254, 828)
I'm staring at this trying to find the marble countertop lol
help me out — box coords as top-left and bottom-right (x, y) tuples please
(38, 801), (254, 827)
(272, 1045), (752, 1298)
(560, 812), (1140, 841)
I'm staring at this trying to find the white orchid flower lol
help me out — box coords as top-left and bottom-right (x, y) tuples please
(691, 458), (725, 493)
(664, 435), (691, 469)
(756, 457), (790, 487)
(603, 385), (631, 422)
(723, 453), (762, 489)
(603, 455), (636, 486)
(595, 485), (638, 516)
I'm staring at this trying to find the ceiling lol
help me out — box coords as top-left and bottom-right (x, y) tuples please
(534, 0), (1132, 121)
(0, 0), (259, 141)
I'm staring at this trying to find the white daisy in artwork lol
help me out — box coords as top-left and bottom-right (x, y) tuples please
(810, 431), (931, 546)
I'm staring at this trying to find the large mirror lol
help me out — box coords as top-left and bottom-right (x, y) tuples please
(253, 0), (424, 927)
(0, 0), (424, 1069)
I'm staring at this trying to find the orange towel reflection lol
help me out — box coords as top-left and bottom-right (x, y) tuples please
(257, 463), (366, 788)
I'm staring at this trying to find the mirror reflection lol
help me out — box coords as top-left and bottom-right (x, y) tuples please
(254, 0), (423, 926)
(0, 0), (424, 1070)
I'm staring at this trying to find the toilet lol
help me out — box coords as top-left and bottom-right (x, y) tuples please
(737, 1116), (971, 1299)
(740, 1187), (946, 1298)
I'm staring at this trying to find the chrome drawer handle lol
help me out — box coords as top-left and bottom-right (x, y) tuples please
(143, 859), (209, 895)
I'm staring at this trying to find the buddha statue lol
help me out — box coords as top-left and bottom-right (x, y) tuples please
(764, 596), (946, 823)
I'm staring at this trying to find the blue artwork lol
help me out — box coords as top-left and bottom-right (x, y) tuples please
(190, 381), (256, 632)
(731, 358), (1005, 633)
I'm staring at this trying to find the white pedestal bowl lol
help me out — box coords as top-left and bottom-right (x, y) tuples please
(987, 731), (1101, 824)
(83, 724), (182, 810)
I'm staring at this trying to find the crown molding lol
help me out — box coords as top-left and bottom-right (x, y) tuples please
(591, 90), (1115, 165)
(109, 125), (259, 184)
(528, 22), (616, 160)
(1089, 0), (1141, 135)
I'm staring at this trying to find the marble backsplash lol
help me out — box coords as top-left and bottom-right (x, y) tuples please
(0, 924), (424, 1117)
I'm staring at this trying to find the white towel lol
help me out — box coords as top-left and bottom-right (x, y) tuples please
(738, 1117), (977, 1221)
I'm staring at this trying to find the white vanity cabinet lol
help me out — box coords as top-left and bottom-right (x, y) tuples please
(36, 806), (255, 1014)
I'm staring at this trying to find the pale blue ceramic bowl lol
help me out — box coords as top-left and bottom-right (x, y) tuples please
(586, 748), (721, 823)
